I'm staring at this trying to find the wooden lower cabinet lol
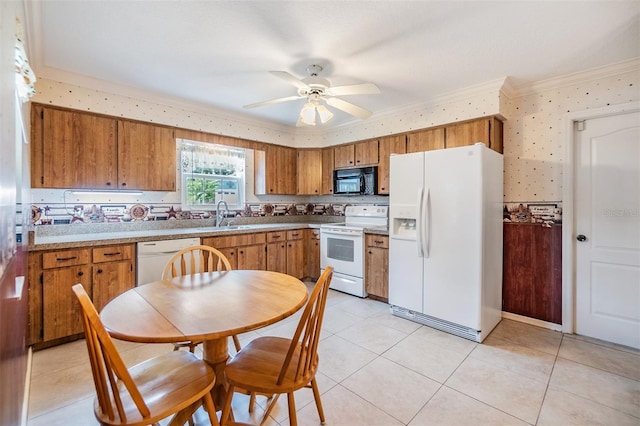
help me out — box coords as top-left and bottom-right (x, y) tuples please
(28, 243), (135, 347)
(265, 229), (306, 279)
(285, 230), (305, 279)
(92, 245), (135, 312)
(365, 234), (389, 301)
(502, 224), (562, 324)
(204, 233), (267, 271)
(306, 229), (320, 280)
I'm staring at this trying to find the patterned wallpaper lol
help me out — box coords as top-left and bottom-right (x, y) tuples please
(30, 62), (640, 210)
(501, 67), (640, 202)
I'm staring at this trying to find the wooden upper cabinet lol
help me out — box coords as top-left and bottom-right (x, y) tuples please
(297, 149), (323, 195)
(354, 139), (379, 166)
(321, 147), (334, 195)
(117, 120), (176, 191)
(378, 135), (406, 194)
(254, 145), (297, 195)
(445, 117), (503, 153)
(333, 144), (355, 168)
(406, 128), (445, 153)
(32, 105), (118, 189)
(334, 139), (379, 169)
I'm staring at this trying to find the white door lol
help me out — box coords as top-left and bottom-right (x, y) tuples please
(575, 111), (640, 349)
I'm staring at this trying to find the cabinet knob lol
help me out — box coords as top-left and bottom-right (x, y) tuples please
(97, 269), (103, 274)
(106, 182), (112, 186)
(576, 234), (587, 242)
(78, 271), (84, 277)
(121, 182), (127, 187)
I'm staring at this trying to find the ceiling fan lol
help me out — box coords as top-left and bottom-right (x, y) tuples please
(243, 65), (380, 126)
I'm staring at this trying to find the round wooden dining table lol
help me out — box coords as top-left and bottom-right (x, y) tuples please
(100, 269), (309, 410)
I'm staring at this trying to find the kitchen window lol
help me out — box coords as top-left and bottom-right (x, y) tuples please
(180, 140), (245, 210)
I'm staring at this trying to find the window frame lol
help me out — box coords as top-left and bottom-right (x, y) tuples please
(180, 139), (245, 211)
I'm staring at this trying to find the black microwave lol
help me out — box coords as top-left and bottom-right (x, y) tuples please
(333, 167), (378, 195)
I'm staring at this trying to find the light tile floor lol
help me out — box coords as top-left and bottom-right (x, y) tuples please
(27, 288), (640, 425)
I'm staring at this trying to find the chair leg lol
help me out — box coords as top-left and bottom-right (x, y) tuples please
(287, 392), (297, 426)
(232, 335), (242, 352)
(259, 393), (280, 426)
(310, 378), (325, 424)
(248, 391), (256, 413)
(220, 384), (235, 426)
(202, 392), (220, 426)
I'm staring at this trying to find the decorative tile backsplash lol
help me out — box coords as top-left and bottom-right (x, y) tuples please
(503, 201), (562, 227)
(29, 202), (354, 225)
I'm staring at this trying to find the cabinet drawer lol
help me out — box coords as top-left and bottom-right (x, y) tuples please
(366, 234), (389, 248)
(42, 249), (90, 269)
(266, 231), (286, 243)
(93, 244), (134, 263)
(286, 229), (304, 240)
(205, 232), (266, 248)
(309, 229), (320, 239)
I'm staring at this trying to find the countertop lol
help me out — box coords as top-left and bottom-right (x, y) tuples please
(29, 219), (389, 251)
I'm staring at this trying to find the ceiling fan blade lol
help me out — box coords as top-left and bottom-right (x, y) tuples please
(326, 97), (373, 119)
(269, 71), (310, 90)
(328, 83), (380, 96)
(243, 95), (303, 109)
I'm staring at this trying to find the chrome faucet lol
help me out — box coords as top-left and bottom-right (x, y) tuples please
(216, 200), (229, 227)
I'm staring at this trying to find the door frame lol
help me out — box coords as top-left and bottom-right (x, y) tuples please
(562, 101), (640, 334)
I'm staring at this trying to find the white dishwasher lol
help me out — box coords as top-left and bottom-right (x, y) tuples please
(136, 237), (200, 285)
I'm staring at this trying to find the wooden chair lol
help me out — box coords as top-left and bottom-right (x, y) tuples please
(220, 267), (333, 426)
(71, 284), (219, 426)
(162, 245), (241, 353)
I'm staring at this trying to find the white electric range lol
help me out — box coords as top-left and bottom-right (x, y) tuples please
(320, 205), (388, 297)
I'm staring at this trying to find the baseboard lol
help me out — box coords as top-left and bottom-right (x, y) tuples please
(21, 346), (33, 426)
(501, 311), (563, 332)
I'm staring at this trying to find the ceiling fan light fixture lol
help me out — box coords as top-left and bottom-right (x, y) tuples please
(300, 102), (317, 125)
(316, 104), (333, 124)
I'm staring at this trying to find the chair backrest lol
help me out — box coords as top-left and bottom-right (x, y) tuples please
(277, 267), (333, 385)
(162, 245), (232, 280)
(71, 283), (150, 423)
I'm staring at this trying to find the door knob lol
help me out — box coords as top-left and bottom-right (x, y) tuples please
(576, 234), (587, 242)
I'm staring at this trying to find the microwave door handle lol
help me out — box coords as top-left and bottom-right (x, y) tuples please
(360, 174), (365, 193)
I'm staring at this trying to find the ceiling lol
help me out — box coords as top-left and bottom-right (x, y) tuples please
(25, 1), (640, 129)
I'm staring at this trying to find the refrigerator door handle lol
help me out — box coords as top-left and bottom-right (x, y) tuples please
(416, 187), (424, 257)
(424, 187), (430, 258)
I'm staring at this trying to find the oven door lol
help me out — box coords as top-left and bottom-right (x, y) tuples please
(320, 228), (364, 278)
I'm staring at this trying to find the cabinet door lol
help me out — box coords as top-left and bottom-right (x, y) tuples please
(297, 149), (323, 195)
(266, 242), (287, 274)
(334, 144), (355, 169)
(321, 147), (334, 195)
(93, 260), (134, 312)
(33, 105), (117, 189)
(218, 247), (238, 269)
(117, 120), (176, 191)
(366, 246), (389, 299)
(406, 128), (445, 153)
(27, 254), (43, 345)
(306, 229), (320, 280)
(355, 139), (379, 166)
(502, 224), (562, 323)
(237, 244), (266, 270)
(365, 235), (389, 299)
(42, 266), (91, 341)
(286, 238), (305, 279)
(445, 118), (505, 152)
(378, 135), (406, 194)
(255, 145), (297, 194)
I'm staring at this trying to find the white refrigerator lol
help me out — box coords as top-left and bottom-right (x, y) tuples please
(388, 143), (503, 342)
